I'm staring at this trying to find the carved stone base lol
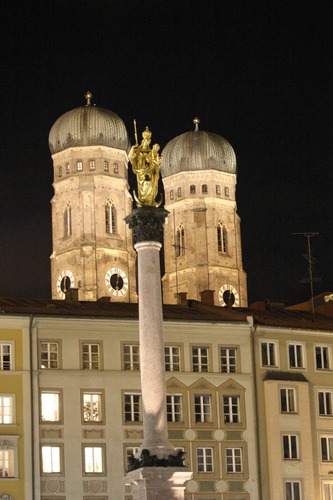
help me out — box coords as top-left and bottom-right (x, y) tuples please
(125, 467), (192, 500)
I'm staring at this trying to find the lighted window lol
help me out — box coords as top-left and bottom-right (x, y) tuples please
(83, 445), (104, 474)
(190, 185), (196, 194)
(164, 346), (180, 372)
(0, 448), (14, 477)
(202, 184), (208, 194)
(315, 345), (331, 370)
(225, 186), (230, 197)
(124, 393), (142, 422)
(40, 391), (60, 422)
(77, 161), (83, 171)
(41, 445), (61, 473)
(220, 347), (237, 373)
(103, 161), (109, 172)
(40, 342), (59, 369)
(89, 160), (95, 171)
(0, 344), (12, 370)
(113, 162), (119, 173)
(260, 340), (278, 367)
(226, 447), (242, 473)
(283, 434), (299, 460)
(280, 388), (297, 413)
(194, 394), (212, 423)
(321, 436), (333, 461)
(64, 203), (72, 237)
(123, 345), (140, 371)
(81, 343), (101, 370)
(192, 346), (209, 372)
(288, 343), (305, 369)
(318, 391), (333, 416)
(166, 395), (183, 422)
(223, 395), (240, 423)
(196, 447), (213, 473)
(82, 392), (103, 423)
(176, 224), (185, 257)
(285, 480), (302, 500)
(66, 163), (70, 174)
(105, 199), (117, 234)
(170, 190), (174, 200)
(216, 185), (221, 195)
(217, 221), (228, 253)
(0, 396), (14, 424)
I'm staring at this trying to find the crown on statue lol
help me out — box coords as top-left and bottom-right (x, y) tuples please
(142, 126), (152, 141)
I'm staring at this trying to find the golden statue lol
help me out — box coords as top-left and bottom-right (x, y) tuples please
(128, 121), (162, 207)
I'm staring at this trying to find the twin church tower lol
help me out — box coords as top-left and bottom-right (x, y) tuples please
(48, 93), (247, 307)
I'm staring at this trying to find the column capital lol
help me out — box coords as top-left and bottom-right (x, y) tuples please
(125, 207), (169, 244)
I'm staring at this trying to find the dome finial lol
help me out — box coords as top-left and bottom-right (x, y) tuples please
(84, 91), (93, 106)
(193, 117), (200, 131)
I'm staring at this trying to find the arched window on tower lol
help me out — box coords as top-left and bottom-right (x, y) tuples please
(202, 184), (208, 194)
(217, 221), (228, 253)
(176, 224), (185, 257)
(105, 199), (117, 234)
(64, 203), (72, 238)
(190, 185), (196, 195)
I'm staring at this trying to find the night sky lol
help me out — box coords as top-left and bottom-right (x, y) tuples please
(0, 0), (332, 305)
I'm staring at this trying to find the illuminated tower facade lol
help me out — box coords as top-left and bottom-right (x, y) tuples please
(161, 118), (247, 307)
(48, 93), (137, 301)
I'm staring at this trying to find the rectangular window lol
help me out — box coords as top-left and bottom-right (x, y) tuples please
(285, 480), (302, 500)
(126, 446), (140, 471)
(194, 394), (212, 423)
(84, 445), (104, 474)
(319, 391), (333, 416)
(124, 394), (142, 422)
(283, 434), (299, 460)
(280, 388), (296, 413)
(89, 160), (95, 171)
(223, 395), (240, 423)
(288, 343), (305, 369)
(81, 343), (101, 370)
(166, 394), (183, 422)
(123, 344), (140, 371)
(0, 395), (14, 424)
(321, 436), (333, 461)
(316, 345), (331, 370)
(82, 392), (103, 423)
(192, 346), (209, 372)
(41, 445), (61, 473)
(226, 447), (242, 473)
(77, 160), (83, 171)
(40, 391), (60, 422)
(323, 482), (333, 499)
(165, 346), (180, 372)
(40, 342), (59, 369)
(66, 163), (70, 174)
(196, 447), (213, 473)
(103, 160), (109, 172)
(0, 343), (12, 370)
(113, 162), (119, 173)
(220, 347), (237, 373)
(0, 449), (14, 477)
(261, 341), (278, 367)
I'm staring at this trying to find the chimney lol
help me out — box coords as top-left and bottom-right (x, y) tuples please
(177, 292), (188, 305)
(200, 290), (215, 306)
(65, 288), (79, 303)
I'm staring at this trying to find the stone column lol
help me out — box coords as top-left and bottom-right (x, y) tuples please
(125, 207), (192, 499)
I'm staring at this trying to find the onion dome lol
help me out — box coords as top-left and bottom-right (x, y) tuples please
(161, 117), (236, 178)
(49, 91), (130, 154)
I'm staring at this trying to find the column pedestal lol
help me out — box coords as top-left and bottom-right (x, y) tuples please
(125, 467), (191, 500)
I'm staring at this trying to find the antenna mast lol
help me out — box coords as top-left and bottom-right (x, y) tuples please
(293, 232), (319, 314)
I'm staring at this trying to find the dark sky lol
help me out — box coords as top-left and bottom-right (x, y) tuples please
(0, 0), (332, 304)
